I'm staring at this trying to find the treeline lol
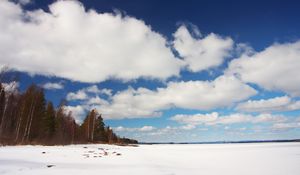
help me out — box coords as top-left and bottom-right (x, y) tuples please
(0, 83), (137, 145)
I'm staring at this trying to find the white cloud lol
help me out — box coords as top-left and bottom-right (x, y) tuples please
(145, 125), (205, 137)
(2, 81), (19, 93)
(85, 96), (109, 106)
(64, 75), (255, 120)
(42, 82), (64, 90)
(235, 43), (254, 56)
(272, 122), (300, 131)
(84, 85), (102, 94)
(0, 0), (183, 83)
(114, 125), (198, 138)
(181, 124), (196, 130)
(114, 126), (130, 132)
(227, 41), (300, 96)
(88, 75), (256, 119)
(100, 89), (113, 96)
(139, 126), (156, 132)
(66, 90), (88, 101)
(64, 105), (86, 124)
(171, 112), (219, 126)
(114, 125), (156, 132)
(236, 96), (300, 112)
(171, 112), (287, 126)
(173, 25), (233, 72)
(224, 126), (230, 130)
(18, 0), (31, 5)
(66, 85), (112, 101)
(146, 126), (177, 136)
(84, 85), (112, 96)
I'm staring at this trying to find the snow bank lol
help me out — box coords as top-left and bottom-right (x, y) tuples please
(0, 142), (299, 175)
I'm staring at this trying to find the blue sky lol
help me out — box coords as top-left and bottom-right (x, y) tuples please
(1, 0), (300, 142)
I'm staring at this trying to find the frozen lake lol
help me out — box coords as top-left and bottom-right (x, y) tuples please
(0, 142), (300, 175)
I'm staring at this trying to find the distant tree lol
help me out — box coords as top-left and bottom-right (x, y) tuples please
(54, 103), (67, 144)
(15, 94), (25, 143)
(64, 111), (76, 144)
(8, 84), (43, 143)
(29, 89), (46, 141)
(0, 82), (137, 145)
(0, 84), (5, 128)
(94, 114), (108, 142)
(81, 109), (98, 142)
(105, 126), (118, 144)
(80, 113), (89, 142)
(0, 92), (19, 141)
(43, 102), (56, 139)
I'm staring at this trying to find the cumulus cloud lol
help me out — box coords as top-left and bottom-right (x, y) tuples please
(66, 90), (88, 101)
(146, 125), (208, 137)
(85, 96), (109, 106)
(173, 25), (233, 72)
(181, 124), (196, 130)
(78, 75), (256, 119)
(2, 81), (19, 93)
(139, 126), (156, 132)
(114, 125), (156, 132)
(64, 105), (86, 123)
(84, 85), (112, 96)
(171, 112), (287, 126)
(64, 75), (256, 121)
(272, 122), (300, 131)
(0, 0), (183, 83)
(114, 125), (198, 138)
(226, 41), (300, 96)
(236, 96), (300, 112)
(42, 82), (64, 90)
(66, 85), (111, 101)
(17, 0), (31, 5)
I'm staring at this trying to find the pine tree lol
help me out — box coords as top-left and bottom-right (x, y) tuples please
(81, 114), (90, 142)
(21, 84), (38, 143)
(94, 114), (108, 142)
(81, 109), (97, 142)
(106, 126), (118, 143)
(54, 102), (66, 144)
(15, 95), (25, 143)
(43, 102), (56, 139)
(28, 89), (46, 141)
(0, 83), (138, 145)
(0, 83), (5, 128)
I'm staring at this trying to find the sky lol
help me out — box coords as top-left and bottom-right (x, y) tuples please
(1, 0), (300, 142)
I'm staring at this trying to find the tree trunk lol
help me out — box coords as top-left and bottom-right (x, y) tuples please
(22, 100), (34, 143)
(0, 98), (8, 136)
(87, 116), (90, 141)
(26, 100), (36, 141)
(91, 115), (95, 142)
(71, 122), (75, 144)
(15, 116), (22, 142)
(15, 104), (25, 142)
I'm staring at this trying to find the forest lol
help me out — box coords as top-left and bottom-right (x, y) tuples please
(0, 81), (138, 145)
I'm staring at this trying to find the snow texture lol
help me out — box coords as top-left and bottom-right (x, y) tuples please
(0, 143), (300, 175)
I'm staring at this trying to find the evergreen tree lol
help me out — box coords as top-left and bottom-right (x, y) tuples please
(81, 109), (97, 142)
(54, 103), (67, 144)
(80, 113), (90, 142)
(29, 89), (46, 141)
(43, 102), (56, 139)
(94, 114), (108, 142)
(0, 83), (5, 128)
(0, 83), (138, 145)
(106, 126), (118, 143)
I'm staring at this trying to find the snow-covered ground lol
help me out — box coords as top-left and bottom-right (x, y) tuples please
(0, 142), (300, 175)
